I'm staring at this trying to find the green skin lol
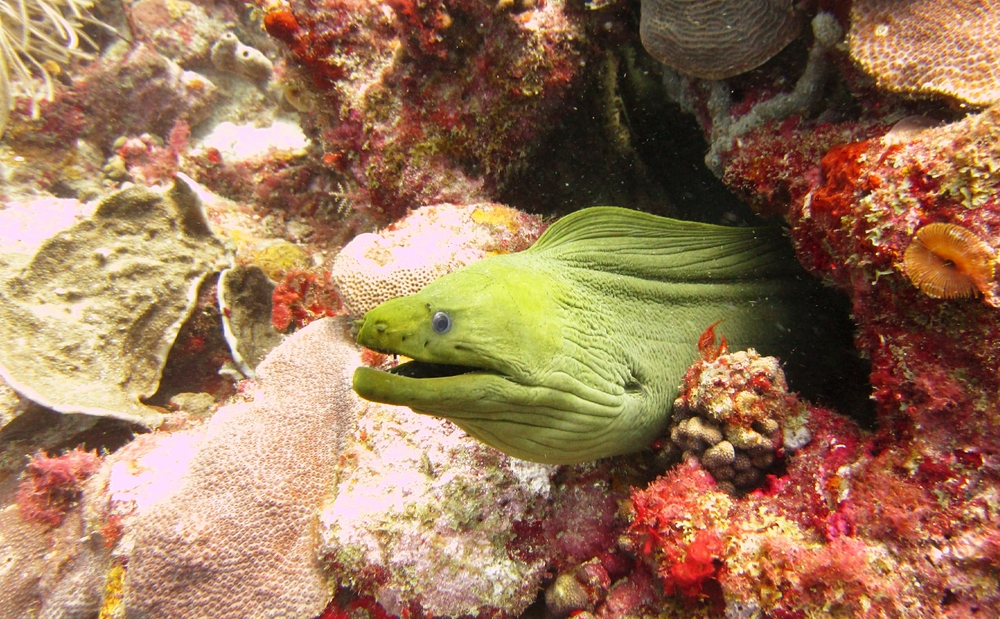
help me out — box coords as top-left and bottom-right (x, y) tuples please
(353, 207), (830, 464)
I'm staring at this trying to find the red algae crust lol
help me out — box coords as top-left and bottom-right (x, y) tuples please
(626, 341), (1000, 618)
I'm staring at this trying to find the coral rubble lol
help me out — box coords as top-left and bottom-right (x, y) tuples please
(0, 178), (229, 427)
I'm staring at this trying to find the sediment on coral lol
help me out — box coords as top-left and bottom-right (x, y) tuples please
(0, 177), (230, 427)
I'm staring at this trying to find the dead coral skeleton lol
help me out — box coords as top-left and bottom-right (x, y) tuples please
(0, 0), (99, 135)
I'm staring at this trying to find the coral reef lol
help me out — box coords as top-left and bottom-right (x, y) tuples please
(848, 0), (1000, 106)
(4, 0), (1000, 616)
(640, 0), (803, 80)
(258, 0), (590, 222)
(0, 178), (229, 427)
(642, 97), (1000, 619)
(626, 357), (950, 617)
(331, 202), (544, 316)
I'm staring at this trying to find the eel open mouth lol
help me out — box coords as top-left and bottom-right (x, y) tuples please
(387, 360), (483, 379)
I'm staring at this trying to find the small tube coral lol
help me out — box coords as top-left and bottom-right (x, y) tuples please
(210, 32), (274, 83)
(903, 223), (996, 299)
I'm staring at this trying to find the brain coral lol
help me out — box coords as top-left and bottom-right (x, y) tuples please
(849, 0), (1000, 105)
(122, 318), (363, 618)
(640, 0), (803, 79)
(331, 203), (544, 316)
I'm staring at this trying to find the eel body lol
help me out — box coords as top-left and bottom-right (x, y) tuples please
(353, 207), (854, 464)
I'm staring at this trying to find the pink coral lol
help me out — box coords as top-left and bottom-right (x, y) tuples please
(122, 319), (364, 618)
(331, 202), (545, 316)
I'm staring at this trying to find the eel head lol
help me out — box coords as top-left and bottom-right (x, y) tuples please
(353, 256), (628, 464)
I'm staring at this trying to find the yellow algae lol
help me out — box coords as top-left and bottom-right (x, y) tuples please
(99, 564), (126, 619)
(254, 240), (310, 280)
(471, 204), (523, 233)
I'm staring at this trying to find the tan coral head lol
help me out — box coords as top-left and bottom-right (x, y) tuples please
(639, 0), (803, 79)
(903, 223), (996, 299)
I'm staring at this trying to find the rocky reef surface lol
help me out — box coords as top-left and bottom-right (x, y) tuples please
(1, 0), (1000, 618)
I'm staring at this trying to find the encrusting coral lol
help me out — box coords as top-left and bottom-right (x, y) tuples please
(0, 177), (229, 427)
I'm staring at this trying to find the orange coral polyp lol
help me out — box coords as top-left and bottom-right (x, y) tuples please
(903, 223), (996, 299)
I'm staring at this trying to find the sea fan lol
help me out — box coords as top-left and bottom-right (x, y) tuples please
(0, 0), (97, 135)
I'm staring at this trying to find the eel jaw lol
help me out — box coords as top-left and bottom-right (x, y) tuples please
(351, 365), (506, 410)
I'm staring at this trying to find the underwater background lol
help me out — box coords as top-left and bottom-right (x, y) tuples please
(1, 0), (1000, 617)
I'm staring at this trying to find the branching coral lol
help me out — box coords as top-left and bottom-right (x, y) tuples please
(0, 0), (98, 135)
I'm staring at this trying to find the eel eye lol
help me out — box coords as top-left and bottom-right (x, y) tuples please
(431, 310), (452, 334)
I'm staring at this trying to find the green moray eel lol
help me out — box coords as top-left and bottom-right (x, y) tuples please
(353, 207), (859, 464)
